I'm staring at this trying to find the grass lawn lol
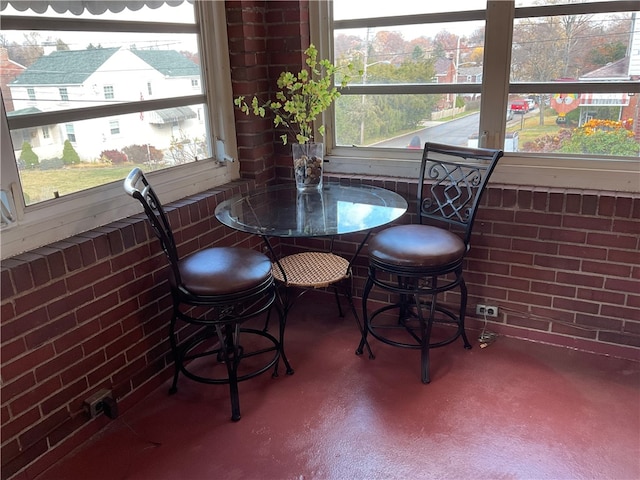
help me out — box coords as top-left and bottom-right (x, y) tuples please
(19, 164), (136, 205)
(507, 109), (565, 147)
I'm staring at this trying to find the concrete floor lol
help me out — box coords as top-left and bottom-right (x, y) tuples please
(36, 292), (640, 480)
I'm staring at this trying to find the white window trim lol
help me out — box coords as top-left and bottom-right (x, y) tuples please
(0, 1), (240, 260)
(312, 1), (640, 193)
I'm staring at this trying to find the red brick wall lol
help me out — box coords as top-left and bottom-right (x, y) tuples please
(0, 180), (262, 480)
(331, 177), (640, 359)
(228, 0), (311, 185)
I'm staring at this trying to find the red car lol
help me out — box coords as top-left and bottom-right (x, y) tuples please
(509, 100), (529, 114)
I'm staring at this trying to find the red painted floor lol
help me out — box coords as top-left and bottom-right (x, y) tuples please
(36, 292), (640, 480)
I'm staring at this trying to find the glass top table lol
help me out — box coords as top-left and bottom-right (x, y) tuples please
(215, 182), (408, 238)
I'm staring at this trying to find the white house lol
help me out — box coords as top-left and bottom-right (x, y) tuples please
(8, 47), (203, 162)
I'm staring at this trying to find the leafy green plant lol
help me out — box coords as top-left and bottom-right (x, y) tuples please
(234, 44), (356, 145)
(19, 142), (39, 169)
(62, 140), (81, 165)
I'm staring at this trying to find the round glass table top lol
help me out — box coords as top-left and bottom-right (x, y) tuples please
(215, 182), (408, 238)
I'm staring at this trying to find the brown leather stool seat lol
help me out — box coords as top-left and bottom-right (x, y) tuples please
(178, 247), (272, 296)
(358, 142), (503, 384)
(368, 224), (466, 271)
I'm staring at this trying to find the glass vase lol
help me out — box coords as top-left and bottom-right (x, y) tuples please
(292, 142), (323, 191)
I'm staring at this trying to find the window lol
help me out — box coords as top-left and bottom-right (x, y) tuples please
(191, 79), (199, 88)
(65, 124), (76, 142)
(508, 2), (638, 157)
(42, 127), (49, 139)
(314, 1), (639, 186)
(1, 1), (238, 259)
(103, 85), (114, 100)
(147, 82), (153, 96)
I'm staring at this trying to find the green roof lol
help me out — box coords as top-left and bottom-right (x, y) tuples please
(11, 48), (199, 86)
(131, 49), (200, 77)
(6, 106), (41, 116)
(12, 48), (119, 85)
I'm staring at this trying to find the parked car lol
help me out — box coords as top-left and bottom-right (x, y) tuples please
(510, 100), (529, 114)
(506, 109), (514, 121)
(525, 98), (536, 110)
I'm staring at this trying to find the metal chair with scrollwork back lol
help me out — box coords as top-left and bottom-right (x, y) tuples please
(124, 168), (293, 421)
(358, 142), (503, 383)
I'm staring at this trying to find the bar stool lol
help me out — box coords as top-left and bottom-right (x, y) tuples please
(124, 168), (293, 421)
(358, 142), (503, 383)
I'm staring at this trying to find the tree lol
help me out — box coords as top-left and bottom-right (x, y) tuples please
(335, 59), (438, 145)
(372, 31), (406, 62)
(586, 42), (626, 67)
(55, 38), (70, 51)
(168, 130), (206, 165)
(433, 30), (459, 59)
(8, 32), (44, 67)
(19, 142), (39, 169)
(466, 47), (484, 65)
(62, 140), (81, 165)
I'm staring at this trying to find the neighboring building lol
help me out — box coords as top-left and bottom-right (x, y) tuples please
(578, 57), (633, 126)
(433, 57), (456, 110)
(578, 13), (639, 139)
(8, 47), (203, 161)
(0, 47), (26, 112)
(457, 65), (482, 84)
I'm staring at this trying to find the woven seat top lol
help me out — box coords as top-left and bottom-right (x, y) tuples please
(272, 252), (350, 288)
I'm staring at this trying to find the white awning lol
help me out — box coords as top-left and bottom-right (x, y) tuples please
(579, 93), (630, 107)
(0, 1), (191, 14)
(147, 106), (196, 125)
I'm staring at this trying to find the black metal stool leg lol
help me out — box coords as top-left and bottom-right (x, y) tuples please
(168, 314), (180, 395)
(459, 277), (472, 349)
(357, 274), (375, 358)
(217, 324), (242, 422)
(417, 292), (436, 384)
(344, 281), (373, 359)
(333, 287), (345, 317)
(274, 301), (294, 376)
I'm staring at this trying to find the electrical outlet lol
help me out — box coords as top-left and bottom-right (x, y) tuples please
(84, 389), (114, 418)
(476, 304), (498, 317)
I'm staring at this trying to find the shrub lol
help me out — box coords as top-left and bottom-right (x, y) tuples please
(523, 129), (573, 153)
(560, 119), (639, 156)
(39, 157), (64, 170)
(62, 140), (81, 165)
(19, 142), (39, 168)
(122, 144), (163, 164)
(100, 149), (128, 164)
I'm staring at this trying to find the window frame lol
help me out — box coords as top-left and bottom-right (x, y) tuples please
(0, 1), (240, 260)
(312, 0), (640, 193)
(103, 85), (115, 100)
(59, 87), (69, 102)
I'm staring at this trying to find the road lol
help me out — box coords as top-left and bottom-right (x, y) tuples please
(373, 112), (480, 148)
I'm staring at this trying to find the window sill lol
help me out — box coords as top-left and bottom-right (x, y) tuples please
(323, 151), (640, 193)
